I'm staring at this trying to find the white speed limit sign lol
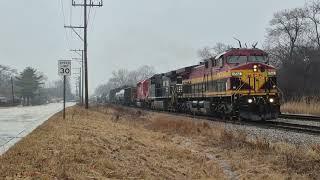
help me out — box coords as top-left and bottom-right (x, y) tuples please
(58, 60), (72, 76)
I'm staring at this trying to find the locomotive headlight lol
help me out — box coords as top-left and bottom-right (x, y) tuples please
(269, 98), (274, 103)
(248, 99), (253, 104)
(253, 65), (258, 72)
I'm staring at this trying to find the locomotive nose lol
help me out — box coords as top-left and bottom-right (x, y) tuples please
(232, 63), (270, 92)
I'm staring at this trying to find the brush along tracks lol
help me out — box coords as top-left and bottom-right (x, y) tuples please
(195, 114), (320, 135)
(114, 105), (320, 135)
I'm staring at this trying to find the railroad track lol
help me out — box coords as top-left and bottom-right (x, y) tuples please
(192, 114), (320, 135)
(265, 121), (320, 134)
(104, 104), (320, 135)
(279, 113), (320, 121)
(151, 109), (320, 135)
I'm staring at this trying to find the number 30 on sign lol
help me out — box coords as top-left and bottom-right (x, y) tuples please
(58, 60), (72, 76)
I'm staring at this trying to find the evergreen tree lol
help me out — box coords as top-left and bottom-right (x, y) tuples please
(15, 67), (44, 105)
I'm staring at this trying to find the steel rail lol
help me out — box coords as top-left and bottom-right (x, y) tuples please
(279, 113), (320, 121)
(122, 105), (320, 135)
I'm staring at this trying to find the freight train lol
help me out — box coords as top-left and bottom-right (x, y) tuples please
(108, 48), (280, 120)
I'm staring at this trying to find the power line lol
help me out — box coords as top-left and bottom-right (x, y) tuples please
(59, 0), (66, 24)
(59, 0), (72, 56)
(88, 7), (97, 32)
(88, 6), (92, 24)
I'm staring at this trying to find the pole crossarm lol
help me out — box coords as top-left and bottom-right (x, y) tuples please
(72, 0), (103, 7)
(70, 49), (84, 57)
(72, 3), (103, 7)
(72, 58), (83, 60)
(64, 25), (84, 29)
(64, 26), (84, 42)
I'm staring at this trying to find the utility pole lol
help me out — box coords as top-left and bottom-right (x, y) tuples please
(65, 0), (103, 109)
(75, 78), (79, 100)
(78, 72), (81, 103)
(11, 77), (14, 106)
(73, 68), (82, 104)
(70, 49), (84, 105)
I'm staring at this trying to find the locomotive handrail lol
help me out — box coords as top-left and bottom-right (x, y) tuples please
(232, 82), (245, 96)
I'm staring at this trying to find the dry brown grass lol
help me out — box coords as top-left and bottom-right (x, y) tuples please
(281, 99), (320, 115)
(1, 105), (320, 179)
(147, 116), (211, 136)
(121, 107), (320, 179)
(116, 107), (320, 179)
(0, 106), (225, 179)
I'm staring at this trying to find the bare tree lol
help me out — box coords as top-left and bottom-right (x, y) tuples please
(198, 43), (232, 59)
(109, 69), (130, 88)
(0, 65), (17, 98)
(268, 8), (306, 61)
(305, 0), (320, 48)
(95, 81), (115, 97)
(197, 46), (214, 59)
(95, 65), (155, 96)
(213, 42), (233, 54)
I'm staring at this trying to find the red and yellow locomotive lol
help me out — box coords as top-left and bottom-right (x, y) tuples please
(181, 48), (279, 120)
(112, 48), (280, 120)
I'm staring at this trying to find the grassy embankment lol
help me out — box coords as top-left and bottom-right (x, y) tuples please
(0, 105), (319, 179)
(281, 99), (320, 115)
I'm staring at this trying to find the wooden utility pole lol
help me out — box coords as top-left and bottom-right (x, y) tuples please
(11, 77), (14, 105)
(65, 0), (103, 109)
(78, 70), (81, 102)
(73, 67), (82, 104)
(70, 49), (84, 105)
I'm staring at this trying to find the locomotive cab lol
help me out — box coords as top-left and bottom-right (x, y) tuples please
(189, 48), (280, 120)
(223, 49), (280, 120)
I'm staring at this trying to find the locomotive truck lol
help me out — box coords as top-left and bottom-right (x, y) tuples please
(111, 48), (280, 120)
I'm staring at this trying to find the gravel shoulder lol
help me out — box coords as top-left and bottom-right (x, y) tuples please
(222, 120), (320, 146)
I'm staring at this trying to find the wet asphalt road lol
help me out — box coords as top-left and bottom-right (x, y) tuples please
(0, 103), (75, 155)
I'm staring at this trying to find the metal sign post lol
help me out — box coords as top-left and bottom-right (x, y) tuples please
(63, 75), (66, 119)
(58, 60), (71, 119)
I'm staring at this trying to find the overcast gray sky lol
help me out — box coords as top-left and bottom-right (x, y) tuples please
(0, 0), (306, 94)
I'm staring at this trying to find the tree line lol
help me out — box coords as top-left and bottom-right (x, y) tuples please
(95, 65), (155, 97)
(266, 0), (320, 100)
(0, 65), (73, 106)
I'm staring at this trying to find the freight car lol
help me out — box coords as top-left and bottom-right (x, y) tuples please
(110, 48), (280, 121)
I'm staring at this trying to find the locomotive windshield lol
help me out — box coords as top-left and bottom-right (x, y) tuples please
(227, 55), (267, 64)
(248, 56), (267, 63)
(227, 56), (247, 64)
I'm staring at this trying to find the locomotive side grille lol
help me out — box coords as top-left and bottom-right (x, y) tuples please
(230, 78), (251, 90)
